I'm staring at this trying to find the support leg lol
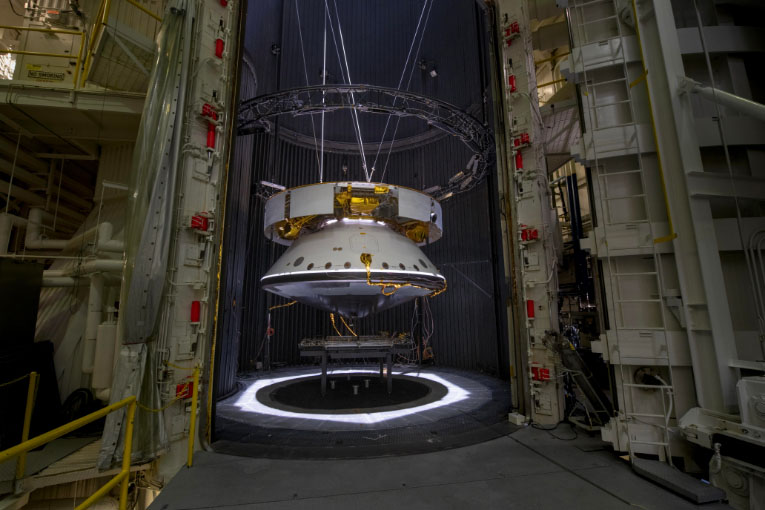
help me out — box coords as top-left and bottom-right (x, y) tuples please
(321, 352), (327, 397)
(386, 352), (393, 395)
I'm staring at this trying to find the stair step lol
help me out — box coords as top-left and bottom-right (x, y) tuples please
(632, 458), (726, 504)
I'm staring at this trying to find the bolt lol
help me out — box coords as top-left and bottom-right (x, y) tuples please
(353, 385), (359, 395)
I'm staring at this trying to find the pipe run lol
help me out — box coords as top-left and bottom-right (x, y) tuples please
(42, 259), (124, 287)
(0, 213), (27, 254)
(679, 76), (765, 124)
(25, 208), (125, 254)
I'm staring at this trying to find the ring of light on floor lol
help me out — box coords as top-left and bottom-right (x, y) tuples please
(232, 368), (470, 425)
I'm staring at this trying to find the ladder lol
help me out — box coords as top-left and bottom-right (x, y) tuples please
(568, 0), (676, 464)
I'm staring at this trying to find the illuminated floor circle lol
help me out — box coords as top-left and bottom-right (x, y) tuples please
(214, 366), (514, 459)
(261, 374), (446, 414)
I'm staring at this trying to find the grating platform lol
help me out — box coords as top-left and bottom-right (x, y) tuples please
(214, 366), (513, 459)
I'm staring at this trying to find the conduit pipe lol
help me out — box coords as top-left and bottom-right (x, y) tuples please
(24, 498), (119, 510)
(26, 208), (69, 250)
(26, 208), (124, 254)
(97, 222), (125, 253)
(679, 76), (765, 123)
(41, 259), (124, 286)
(0, 213), (27, 254)
(82, 274), (104, 374)
(41, 276), (81, 287)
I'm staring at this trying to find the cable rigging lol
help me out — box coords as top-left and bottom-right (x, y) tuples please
(293, 0), (322, 177)
(370, 0), (433, 182)
(380, 0), (435, 183)
(324, 0), (370, 181)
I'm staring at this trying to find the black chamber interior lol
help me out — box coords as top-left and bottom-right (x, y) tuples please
(214, 0), (509, 400)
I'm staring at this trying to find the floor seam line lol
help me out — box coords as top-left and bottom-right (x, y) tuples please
(508, 433), (637, 508)
(161, 468), (564, 509)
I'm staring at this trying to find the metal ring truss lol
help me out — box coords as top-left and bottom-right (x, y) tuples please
(237, 84), (495, 200)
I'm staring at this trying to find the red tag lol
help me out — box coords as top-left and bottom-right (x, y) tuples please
(190, 300), (201, 322)
(176, 381), (193, 399)
(531, 366), (550, 381)
(191, 215), (209, 231)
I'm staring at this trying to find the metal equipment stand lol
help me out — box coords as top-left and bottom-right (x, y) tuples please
(300, 336), (408, 396)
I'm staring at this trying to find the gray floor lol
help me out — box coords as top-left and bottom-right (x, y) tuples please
(150, 427), (732, 510)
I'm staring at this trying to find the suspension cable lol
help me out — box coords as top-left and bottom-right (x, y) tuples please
(320, 8), (327, 182)
(325, 0), (370, 181)
(692, 0), (765, 358)
(294, 0), (322, 177)
(381, 0), (434, 182)
(370, 0), (431, 181)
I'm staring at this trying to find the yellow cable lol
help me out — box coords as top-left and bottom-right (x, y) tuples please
(136, 383), (190, 413)
(329, 313), (343, 336)
(164, 361), (197, 371)
(631, 0), (677, 244)
(339, 316), (358, 337)
(0, 373), (30, 388)
(359, 253), (447, 298)
(269, 300), (297, 311)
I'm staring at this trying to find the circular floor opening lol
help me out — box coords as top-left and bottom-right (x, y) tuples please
(214, 366), (515, 459)
(258, 373), (447, 414)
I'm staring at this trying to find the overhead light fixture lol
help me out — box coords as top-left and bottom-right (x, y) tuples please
(260, 180), (285, 191)
(419, 58), (438, 78)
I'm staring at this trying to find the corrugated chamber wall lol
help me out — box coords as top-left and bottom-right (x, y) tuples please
(214, 0), (507, 400)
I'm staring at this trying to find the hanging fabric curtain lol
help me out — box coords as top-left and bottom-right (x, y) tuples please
(99, 0), (192, 468)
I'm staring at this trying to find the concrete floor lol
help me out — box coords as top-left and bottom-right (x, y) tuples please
(150, 427), (732, 510)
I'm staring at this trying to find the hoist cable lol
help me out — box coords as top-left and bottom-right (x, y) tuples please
(370, 0), (431, 180)
(294, 0), (322, 176)
(324, 0), (370, 180)
(381, 0), (434, 182)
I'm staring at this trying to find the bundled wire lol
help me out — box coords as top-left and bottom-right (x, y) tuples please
(339, 315), (357, 336)
(329, 313), (343, 336)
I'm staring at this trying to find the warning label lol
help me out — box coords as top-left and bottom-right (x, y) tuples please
(27, 70), (65, 81)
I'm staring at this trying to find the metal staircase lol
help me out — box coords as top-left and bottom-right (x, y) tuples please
(568, 0), (676, 464)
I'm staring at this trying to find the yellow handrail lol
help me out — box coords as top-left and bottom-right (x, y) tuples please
(126, 0), (162, 22)
(1, 49), (74, 58)
(534, 52), (571, 66)
(0, 25), (80, 35)
(0, 25), (85, 90)
(80, 0), (108, 87)
(537, 78), (567, 89)
(0, 396), (137, 510)
(187, 366), (199, 467)
(15, 371), (38, 481)
(631, 0), (677, 244)
(80, 0), (163, 87)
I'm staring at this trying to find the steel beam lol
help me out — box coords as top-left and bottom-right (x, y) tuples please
(679, 76), (765, 124)
(637, 0), (739, 412)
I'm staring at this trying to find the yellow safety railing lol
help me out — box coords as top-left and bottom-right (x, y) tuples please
(0, 395), (137, 510)
(15, 371), (39, 481)
(2, 366), (199, 507)
(0, 371), (39, 483)
(0, 25), (86, 89)
(126, 0), (162, 21)
(143, 362), (200, 467)
(1, 0), (162, 90)
(80, 0), (163, 88)
(187, 366), (199, 468)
